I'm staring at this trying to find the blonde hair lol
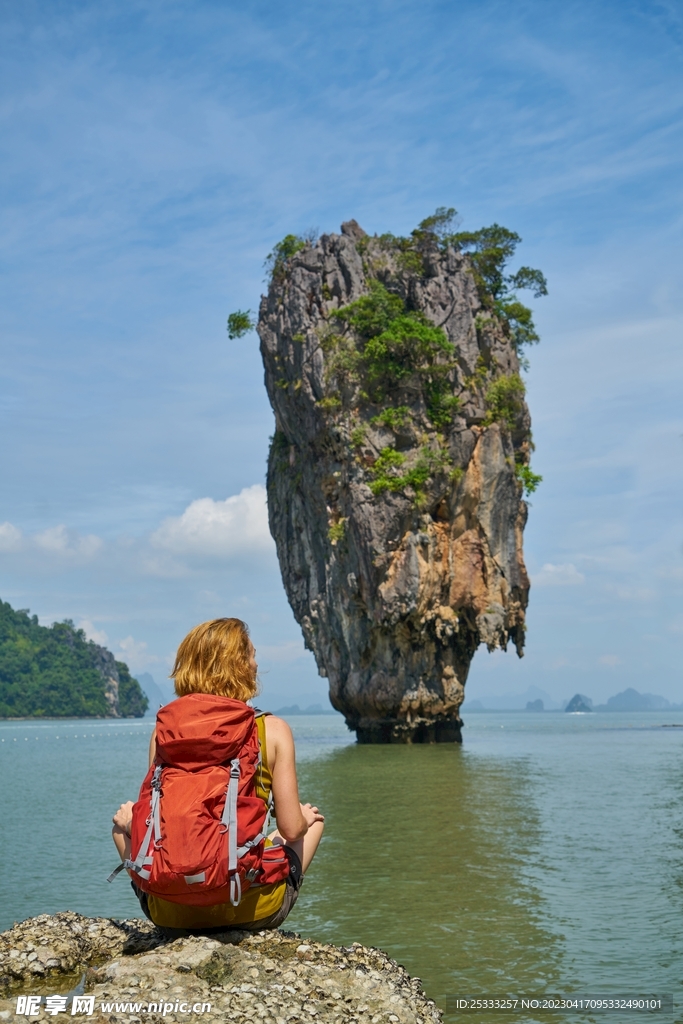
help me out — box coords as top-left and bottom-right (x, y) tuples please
(171, 618), (258, 702)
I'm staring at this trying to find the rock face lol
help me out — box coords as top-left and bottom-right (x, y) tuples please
(0, 912), (442, 1024)
(260, 221), (531, 742)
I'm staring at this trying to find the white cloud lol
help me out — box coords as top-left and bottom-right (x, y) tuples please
(150, 485), (274, 560)
(532, 563), (586, 587)
(609, 585), (656, 602)
(34, 524), (103, 558)
(78, 619), (109, 646)
(0, 522), (23, 552)
(598, 654), (621, 667)
(116, 635), (162, 671)
(138, 553), (190, 579)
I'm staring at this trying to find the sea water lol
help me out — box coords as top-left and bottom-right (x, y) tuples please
(1, 711), (682, 1022)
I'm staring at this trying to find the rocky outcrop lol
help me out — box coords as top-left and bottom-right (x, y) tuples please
(0, 912), (441, 1024)
(88, 643), (121, 715)
(259, 220), (532, 742)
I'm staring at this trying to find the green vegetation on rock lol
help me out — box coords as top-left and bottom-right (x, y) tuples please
(327, 519), (347, 544)
(515, 463), (543, 496)
(328, 280), (459, 431)
(0, 599), (148, 719)
(264, 234), (307, 280)
(370, 405), (411, 430)
(364, 208), (546, 360)
(368, 442), (453, 505)
(321, 225), (543, 504)
(483, 373), (527, 430)
(451, 225), (547, 354)
(255, 209), (546, 511)
(227, 310), (256, 339)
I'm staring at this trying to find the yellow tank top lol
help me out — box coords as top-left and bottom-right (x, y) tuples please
(146, 713), (287, 928)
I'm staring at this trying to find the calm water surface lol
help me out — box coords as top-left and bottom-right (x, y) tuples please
(1, 711), (682, 1022)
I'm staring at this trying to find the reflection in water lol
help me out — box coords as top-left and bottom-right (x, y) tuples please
(289, 743), (563, 1018)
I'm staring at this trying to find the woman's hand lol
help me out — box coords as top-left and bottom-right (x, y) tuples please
(300, 803), (325, 828)
(112, 801), (134, 836)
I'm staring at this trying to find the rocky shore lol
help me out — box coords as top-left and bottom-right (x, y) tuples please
(0, 912), (442, 1023)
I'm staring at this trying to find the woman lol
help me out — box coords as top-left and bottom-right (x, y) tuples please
(111, 617), (324, 931)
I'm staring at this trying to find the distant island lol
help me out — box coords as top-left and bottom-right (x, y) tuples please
(596, 687), (682, 712)
(136, 672), (176, 715)
(565, 688), (683, 712)
(565, 693), (593, 713)
(463, 686), (683, 713)
(274, 703), (339, 716)
(0, 598), (148, 718)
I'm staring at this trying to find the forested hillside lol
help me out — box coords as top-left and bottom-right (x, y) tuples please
(0, 599), (148, 718)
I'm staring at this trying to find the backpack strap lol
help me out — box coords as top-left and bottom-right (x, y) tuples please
(236, 714), (272, 855)
(126, 765), (163, 881)
(253, 711), (272, 827)
(107, 764), (163, 883)
(106, 862), (127, 883)
(217, 714), (274, 907)
(221, 757), (242, 905)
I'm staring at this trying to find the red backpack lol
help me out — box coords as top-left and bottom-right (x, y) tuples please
(108, 694), (290, 906)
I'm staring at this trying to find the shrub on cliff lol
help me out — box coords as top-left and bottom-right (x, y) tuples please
(329, 280), (459, 429)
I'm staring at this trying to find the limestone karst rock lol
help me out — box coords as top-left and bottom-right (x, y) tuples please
(259, 219), (534, 742)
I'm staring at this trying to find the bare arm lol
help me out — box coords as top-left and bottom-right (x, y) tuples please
(267, 716), (324, 842)
(149, 727), (156, 767)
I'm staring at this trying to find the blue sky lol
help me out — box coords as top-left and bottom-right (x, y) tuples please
(1, 0), (682, 708)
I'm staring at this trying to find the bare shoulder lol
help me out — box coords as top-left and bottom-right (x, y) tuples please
(264, 715), (294, 742)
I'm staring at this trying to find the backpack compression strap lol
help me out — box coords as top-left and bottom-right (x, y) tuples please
(219, 747), (272, 907)
(221, 757), (242, 906)
(107, 764), (163, 883)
